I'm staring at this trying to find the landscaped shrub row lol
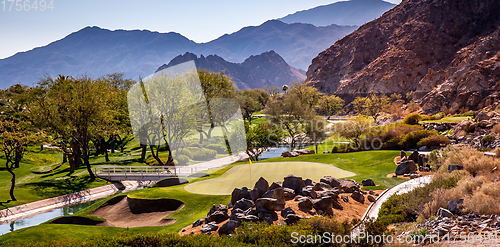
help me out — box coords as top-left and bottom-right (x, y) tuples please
(8, 218), (388, 247)
(186, 147), (217, 160)
(367, 123), (448, 150)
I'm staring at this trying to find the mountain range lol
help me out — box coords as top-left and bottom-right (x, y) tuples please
(306, 0), (500, 113)
(156, 51), (305, 89)
(279, 0), (395, 26)
(0, 21), (355, 88)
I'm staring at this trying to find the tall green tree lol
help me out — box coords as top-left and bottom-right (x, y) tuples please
(266, 82), (319, 148)
(196, 70), (236, 144)
(352, 94), (390, 121)
(0, 121), (40, 201)
(318, 94), (344, 119)
(229, 120), (282, 161)
(28, 75), (116, 181)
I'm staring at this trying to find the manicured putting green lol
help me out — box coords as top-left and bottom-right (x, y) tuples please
(184, 162), (356, 195)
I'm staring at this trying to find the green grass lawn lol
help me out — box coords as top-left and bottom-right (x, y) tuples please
(0, 150), (405, 245)
(0, 141), (147, 210)
(421, 116), (471, 123)
(184, 161), (355, 195)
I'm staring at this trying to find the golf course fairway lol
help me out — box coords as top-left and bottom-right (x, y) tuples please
(184, 161), (356, 195)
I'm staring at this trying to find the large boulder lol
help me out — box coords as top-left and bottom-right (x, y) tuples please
(218, 220), (238, 235)
(230, 187), (251, 206)
(339, 179), (359, 193)
(317, 189), (339, 199)
(207, 211), (229, 223)
(447, 199), (464, 214)
(320, 176), (341, 188)
(192, 218), (204, 228)
(332, 199), (344, 210)
(237, 214), (259, 223)
(301, 186), (317, 199)
(283, 175), (306, 194)
(201, 222), (219, 233)
(207, 204), (228, 217)
(230, 208), (244, 221)
(408, 150), (419, 163)
(313, 182), (332, 191)
(298, 198), (313, 211)
(281, 207), (295, 218)
(255, 198), (284, 211)
(269, 182), (282, 190)
(475, 111), (490, 121)
(262, 187), (285, 204)
(252, 177), (269, 200)
(313, 197), (332, 211)
(361, 179), (375, 187)
(283, 188), (296, 200)
(233, 198), (255, 211)
(367, 195), (376, 203)
(395, 160), (417, 175)
(304, 178), (314, 186)
(258, 210), (278, 221)
(351, 190), (365, 203)
(282, 151), (300, 157)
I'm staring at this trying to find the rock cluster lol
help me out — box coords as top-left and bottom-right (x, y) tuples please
(191, 175), (378, 235)
(281, 149), (315, 157)
(416, 210), (500, 240)
(395, 150), (430, 177)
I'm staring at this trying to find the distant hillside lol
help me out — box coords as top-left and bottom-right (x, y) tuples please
(156, 51), (305, 89)
(279, 0), (395, 26)
(0, 21), (355, 88)
(306, 0), (500, 113)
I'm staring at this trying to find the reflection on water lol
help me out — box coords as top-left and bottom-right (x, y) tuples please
(0, 199), (101, 236)
(259, 146), (291, 159)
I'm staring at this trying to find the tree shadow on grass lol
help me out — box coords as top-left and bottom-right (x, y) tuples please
(21, 175), (95, 198)
(91, 157), (145, 166)
(31, 165), (63, 175)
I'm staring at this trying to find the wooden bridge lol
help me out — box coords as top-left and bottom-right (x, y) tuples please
(95, 152), (249, 181)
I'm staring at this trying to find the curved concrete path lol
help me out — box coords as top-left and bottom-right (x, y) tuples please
(352, 175), (433, 237)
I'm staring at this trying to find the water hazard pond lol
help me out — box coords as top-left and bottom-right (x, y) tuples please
(0, 199), (102, 236)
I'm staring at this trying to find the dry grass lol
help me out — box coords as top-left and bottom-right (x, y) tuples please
(492, 124), (500, 135)
(463, 192), (500, 215)
(426, 147), (500, 215)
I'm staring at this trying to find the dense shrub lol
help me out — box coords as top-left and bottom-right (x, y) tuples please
(402, 113), (422, 125)
(417, 135), (450, 147)
(177, 149), (193, 159)
(189, 148), (217, 160)
(205, 143), (227, 154)
(378, 175), (459, 224)
(398, 130), (436, 150)
(480, 134), (496, 145)
(175, 155), (190, 165)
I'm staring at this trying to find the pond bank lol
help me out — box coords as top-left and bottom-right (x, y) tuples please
(0, 180), (151, 224)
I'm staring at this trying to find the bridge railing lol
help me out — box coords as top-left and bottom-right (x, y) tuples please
(95, 166), (180, 179)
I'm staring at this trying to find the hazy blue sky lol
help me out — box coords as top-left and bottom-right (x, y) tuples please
(0, 0), (401, 59)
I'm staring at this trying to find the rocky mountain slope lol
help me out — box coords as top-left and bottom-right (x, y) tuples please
(306, 0), (500, 113)
(156, 51), (305, 89)
(0, 21), (355, 88)
(279, 0), (395, 26)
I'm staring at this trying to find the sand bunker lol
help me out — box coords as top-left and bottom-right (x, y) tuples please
(51, 216), (103, 225)
(152, 177), (189, 188)
(90, 195), (184, 228)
